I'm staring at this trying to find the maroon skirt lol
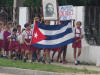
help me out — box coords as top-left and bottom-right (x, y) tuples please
(19, 44), (24, 50)
(52, 48), (61, 52)
(72, 37), (82, 48)
(9, 41), (19, 50)
(0, 40), (3, 49)
(23, 39), (31, 51)
(44, 48), (51, 52)
(31, 47), (38, 52)
(2, 39), (10, 51)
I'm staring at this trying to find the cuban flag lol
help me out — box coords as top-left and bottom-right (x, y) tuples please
(31, 20), (75, 48)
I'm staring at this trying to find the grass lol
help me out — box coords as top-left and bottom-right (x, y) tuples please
(0, 58), (100, 74)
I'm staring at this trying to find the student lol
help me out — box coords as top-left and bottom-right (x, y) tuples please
(17, 28), (25, 60)
(22, 23), (32, 62)
(72, 21), (84, 65)
(56, 46), (67, 64)
(0, 21), (4, 57)
(42, 21), (51, 64)
(8, 28), (19, 59)
(51, 47), (61, 62)
(2, 22), (12, 57)
(43, 48), (51, 64)
(16, 25), (22, 60)
(17, 25), (21, 36)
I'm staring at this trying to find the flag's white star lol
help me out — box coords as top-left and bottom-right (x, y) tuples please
(34, 32), (38, 39)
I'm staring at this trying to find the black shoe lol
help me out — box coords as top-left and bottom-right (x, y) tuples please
(38, 57), (43, 62)
(42, 60), (46, 64)
(77, 60), (80, 64)
(51, 59), (53, 62)
(20, 55), (23, 60)
(4, 56), (8, 59)
(0, 54), (3, 58)
(23, 58), (27, 62)
(48, 61), (51, 64)
(60, 60), (62, 63)
(13, 57), (17, 60)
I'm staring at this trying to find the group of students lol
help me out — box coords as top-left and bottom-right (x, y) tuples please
(0, 17), (84, 65)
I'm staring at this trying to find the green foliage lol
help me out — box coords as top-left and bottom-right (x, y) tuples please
(58, 0), (88, 6)
(0, 0), (100, 7)
(0, 0), (13, 6)
(23, 0), (100, 7)
(23, 0), (41, 7)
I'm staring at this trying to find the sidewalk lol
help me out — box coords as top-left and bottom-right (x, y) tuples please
(0, 73), (13, 75)
(53, 63), (100, 71)
(0, 66), (79, 75)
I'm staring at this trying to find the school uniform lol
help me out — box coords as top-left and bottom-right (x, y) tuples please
(22, 30), (32, 51)
(0, 29), (4, 50)
(8, 34), (19, 50)
(2, 30), (11, 51)
(17, 32), (24, 50)
(72, 28), (83, 48)
(52, 48), (61, 52)
(44, 48), (51, 52)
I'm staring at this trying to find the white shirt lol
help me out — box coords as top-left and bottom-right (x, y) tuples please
(0, 29), (4, 40)
(17, 33), (24, 44)
(22, 30), (32, 39)
(73, 28), (84, 37)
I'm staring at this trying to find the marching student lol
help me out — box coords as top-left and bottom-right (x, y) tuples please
(72, 21), (84, 65)
(16, 25), (22, 60)
(0, 21), (4, 57)
(2, 22), (12, 58)
(51, 47), (61, 62)
(17, 25), (21, 36)
(56, 46), (67, 64)
(22, 23), (33, 62)
(8, 28), (19, 59)
(32, 17), (41, 62)
(17, 28), (25, 60)
(42, 21), (51, 64)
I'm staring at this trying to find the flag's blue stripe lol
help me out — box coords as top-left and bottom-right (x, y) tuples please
(37, 20), (71, 30)
(32, 38), (75, 48)
(45, 28), (72, 40)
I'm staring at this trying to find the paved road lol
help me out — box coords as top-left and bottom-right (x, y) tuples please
(0, 66), (83, 75)
(0, 63), (100, 75)
(0, 73), (14, 75)
(53, 63), (100, 71)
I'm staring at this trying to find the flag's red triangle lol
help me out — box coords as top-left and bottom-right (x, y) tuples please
(31, 22), (47, 44)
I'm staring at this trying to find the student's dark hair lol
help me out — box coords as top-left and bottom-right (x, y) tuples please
(22, 28), (25, 32)
(76, 21), (82, 25)
(0, 22), (3, 25)
(13, 28), (17, 32)
(24, 23), (30, 28)
(0, 21), (3, 24)
(17, 25), (21, 28)
(7, 22), (12, 25)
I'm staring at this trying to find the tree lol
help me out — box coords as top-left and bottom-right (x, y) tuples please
(0, 0), (13, 6)
(23, 0), (41, 7)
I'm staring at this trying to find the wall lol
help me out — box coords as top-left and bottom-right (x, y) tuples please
(19, 7), (29, 29)
(66, 6), (100, 65)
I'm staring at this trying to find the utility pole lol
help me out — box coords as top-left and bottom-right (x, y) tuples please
(13, 0), (17, 25)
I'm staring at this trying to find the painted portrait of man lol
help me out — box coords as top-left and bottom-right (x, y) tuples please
(45, 3), (54, 17)
(42, 0), (58, 20)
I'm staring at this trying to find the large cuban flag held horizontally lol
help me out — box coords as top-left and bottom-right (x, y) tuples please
(31, 20), (75, 48)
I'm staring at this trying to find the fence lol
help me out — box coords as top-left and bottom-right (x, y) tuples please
(85, 6), (100, 45)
